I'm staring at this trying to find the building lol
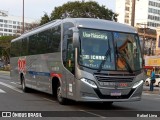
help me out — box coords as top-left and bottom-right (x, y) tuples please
(0, 10), (35, 36)
(115, 0), (132, 26)
(115, 0), (160, 29)
(115, 0), (160, 56)
(156, 27), (160, 54)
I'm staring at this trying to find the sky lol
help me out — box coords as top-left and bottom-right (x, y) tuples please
(0, 0), (115, 20)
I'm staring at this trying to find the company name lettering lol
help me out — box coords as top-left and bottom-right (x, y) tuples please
(83, 32), (108, 40)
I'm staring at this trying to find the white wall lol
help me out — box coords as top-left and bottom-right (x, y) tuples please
(0, 14), (35, 36)
(115, 0), (126, 24)
(135, 0), (149, 26)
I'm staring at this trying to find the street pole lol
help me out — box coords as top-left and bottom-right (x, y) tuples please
(131, 0), (136, 27)
(22, 0), (24, 34)
(142, 24), (148, 67)
(143, 27), (146, 57)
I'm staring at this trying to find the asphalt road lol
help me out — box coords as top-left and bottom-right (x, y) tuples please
(0, 71), (160, 120)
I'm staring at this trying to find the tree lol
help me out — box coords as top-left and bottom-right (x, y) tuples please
(50, 1), (117, 21)
(40, 13), (50, 25)
(40, 1), (118, 25)
(24, 21), (39, 32)
(0, 36), (17, 64)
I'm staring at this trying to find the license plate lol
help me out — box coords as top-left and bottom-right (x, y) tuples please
(110, 90), (121, 96)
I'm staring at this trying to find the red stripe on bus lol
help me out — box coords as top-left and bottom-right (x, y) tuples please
(50, 73), (62, 78)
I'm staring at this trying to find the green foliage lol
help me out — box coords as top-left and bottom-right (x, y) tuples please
(0, 36), (17, 64)
(39, 13), (50, 25)
(40, 1), (118, 25)
(50, 1), (117, 21)
(51, 1), (117, 21)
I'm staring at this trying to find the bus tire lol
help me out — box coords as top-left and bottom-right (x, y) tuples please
(57, 83), (67, 105)
(145, 81), (149, 86)
(21, 75), (29, 92)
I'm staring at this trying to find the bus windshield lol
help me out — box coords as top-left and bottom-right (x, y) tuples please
(79, 28), (142, 72)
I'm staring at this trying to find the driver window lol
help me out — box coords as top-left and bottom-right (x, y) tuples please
(62, 22), (75, 74)
(67, 35), (75, 73)
(64, 31), (75, 74)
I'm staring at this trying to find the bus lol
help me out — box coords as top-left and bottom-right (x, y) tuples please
(10, 18), (144, 105)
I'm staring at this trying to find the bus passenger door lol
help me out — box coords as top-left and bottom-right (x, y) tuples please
(63, 30), (76, 100)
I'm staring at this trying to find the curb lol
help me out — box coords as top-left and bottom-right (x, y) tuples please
(143, 90), (160, 95)
(0, 71), (10, 74)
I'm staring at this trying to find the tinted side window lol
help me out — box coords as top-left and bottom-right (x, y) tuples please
(10, 39), (22, 57)
(44, 25), (61, 53)
(21, 38), (28, 56)
(30, 25), (61, 55)
(12, 25), (61, 56)
(28, 34), (38, 55)
(37, 31), (48, 54)
(49, 25), (61, 52)
(10, 42), (16, 57)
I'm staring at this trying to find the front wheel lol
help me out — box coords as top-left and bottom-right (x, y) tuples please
(145, 81), (149, 86)
(158, 82), (160, 87)
(57, 83), (67, 105)
(21, 75), (29, 92)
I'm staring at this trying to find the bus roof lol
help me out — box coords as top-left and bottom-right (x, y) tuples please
(67, 18), (137, 33)
(12, 18), (137, 42)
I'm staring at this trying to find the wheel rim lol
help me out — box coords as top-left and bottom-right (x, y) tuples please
(57, 86), (62, 102)
(145, 82), (149, 86)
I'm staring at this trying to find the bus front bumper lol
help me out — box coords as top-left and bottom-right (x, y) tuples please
(76, 80), (143, 102)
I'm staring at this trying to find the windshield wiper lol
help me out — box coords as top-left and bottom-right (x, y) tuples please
(97, 48), (111, 72)
(97, 39), (111, 72)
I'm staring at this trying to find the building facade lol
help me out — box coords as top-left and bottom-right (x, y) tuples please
(156, 27), (160, 54)
(115, 0), (160, 29)
(115, 0), (160, 56)
(115, 0), (132, 26)
(0, 10), (35, 36)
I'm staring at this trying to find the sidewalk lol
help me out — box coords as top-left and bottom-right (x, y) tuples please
(0, 70), (10, 74)
(143, 90), (160, 95)
(143, 87), (160, 94)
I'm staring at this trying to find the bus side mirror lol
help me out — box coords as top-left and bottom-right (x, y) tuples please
(69, 27), (79, 48)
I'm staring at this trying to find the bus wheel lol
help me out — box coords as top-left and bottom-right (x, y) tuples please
(145, 81), (149, 86)
(21, 75), (28, 92)
(57, 83), (67, 105)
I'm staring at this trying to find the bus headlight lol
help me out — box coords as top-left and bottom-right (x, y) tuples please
(80, 78), (97, 88)
(132, 80), (143, 89)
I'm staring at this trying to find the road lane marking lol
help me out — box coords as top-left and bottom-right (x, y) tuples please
(0, 89), (6, 93)
(0, 82), (23, 93)
(42, 98), (57, 103)
(80, 110), (106, 118)
(10, 82), (17, 85)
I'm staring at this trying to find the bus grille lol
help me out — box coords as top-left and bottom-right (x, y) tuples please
(94, 73), (135, 82)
